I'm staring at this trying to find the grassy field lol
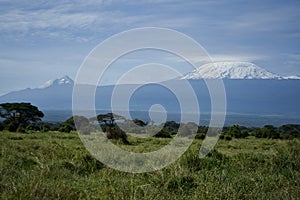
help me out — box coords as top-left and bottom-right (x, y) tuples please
(1, 131), (300, 199)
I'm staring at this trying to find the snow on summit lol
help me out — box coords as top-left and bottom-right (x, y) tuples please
(181, 62), (283, 80)
(38, 76), (74, 88)
(55, 76), (73, 85)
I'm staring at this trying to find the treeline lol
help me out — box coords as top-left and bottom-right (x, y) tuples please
(158, 122), (300, 140)
(1, 103), (300, 141)
(1, 116), (299, 141)
(218, 124), (300, 140)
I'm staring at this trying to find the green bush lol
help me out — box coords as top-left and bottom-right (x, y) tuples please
(241, 130), (249, 138)
(41, 124), (51, 132)
(5, 122), (19, 132)
(26, 124), (40, 132)
(0, 122), (4, 131)
(16, 126), (26, 133)
(254, 125), (281, 139)
(154, 129), (172, 138)
(220, 125), (249, 139)
(219, 134), (225, 140)
(225, 135), (232, 141)
(58, 124), (74, 133)
(195, 132), (206, 140)
(106, 126), (129, 144)
(281, 130), (300, 139)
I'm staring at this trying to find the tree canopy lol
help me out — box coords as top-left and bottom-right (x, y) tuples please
(90, 113), (125, 126)
(0, 102), (44, 132)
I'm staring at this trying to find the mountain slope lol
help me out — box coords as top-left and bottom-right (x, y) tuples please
(0, 68), (300, 118)
(181, 62), (296, 80)
(0, 76), (74, 109)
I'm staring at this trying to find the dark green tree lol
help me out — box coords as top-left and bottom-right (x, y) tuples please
(163, 121), (180, 134)
(229, 125), (242, 138)
(196, 126), (208, 140)
(0, 102), (44, 132)
(90, 113), (129, 144)
(59, 115), (90, 134)
(0, 122), (4, 131)
(254, 125), (280, 139)
(154, 129), (172, 138)
(91, 113), (125, 127)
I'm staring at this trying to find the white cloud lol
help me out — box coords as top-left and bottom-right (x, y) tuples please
(0, 0), (201, 42)
(0, 9), (101, 31)
(0, 2), (124, 40)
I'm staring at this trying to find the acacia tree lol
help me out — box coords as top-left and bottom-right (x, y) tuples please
(94, 113), (126, 127)
(0, 102), (44, 132)
(90, 113), (129, 144)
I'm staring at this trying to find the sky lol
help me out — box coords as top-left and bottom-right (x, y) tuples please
(1, 0), (300, 95)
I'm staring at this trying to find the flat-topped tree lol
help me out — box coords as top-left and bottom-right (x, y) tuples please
(91, 113), (126, 127)
(90, 113), (129, 144)
(0, 102), (44, 132)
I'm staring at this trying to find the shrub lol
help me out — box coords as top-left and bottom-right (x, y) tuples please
(281, 130), (300, 139)
(195, 132), (206, 140)
(26, 124), (40, 132)
(16, 126), (25, 133)
(225, 135), (232, 141)
(254, 125), (281, 139)
(59, 115), (90, 133)
(229, 125), (241, 138)
(154, 129), (172, 138)
(41, 124), (51, 132)
(241, 130), (249, 138)
(0, 122), (4, 131)
(220, 125), (249, 139)
(106, 127), (129, 144)
(5, 122), (18, 132)
(163, 121), (180, 133)
(59, 124), (74, 133)
(219, 134), (225, 140)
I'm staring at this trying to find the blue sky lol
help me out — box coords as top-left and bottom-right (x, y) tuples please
(1, 0), (300, 95)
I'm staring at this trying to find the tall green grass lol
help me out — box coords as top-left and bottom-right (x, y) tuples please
(1, 131), (299, 199)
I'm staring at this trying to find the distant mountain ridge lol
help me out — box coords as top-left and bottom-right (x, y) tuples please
(0, 76), (74, 110)
(0, 62), (300, 120)
(181, 62), (300, 80)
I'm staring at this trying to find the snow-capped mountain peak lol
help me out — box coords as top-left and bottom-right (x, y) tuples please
(282, 75), (300, 80)
(181, 62), (283, 80)
(38, 75), (74, 89)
